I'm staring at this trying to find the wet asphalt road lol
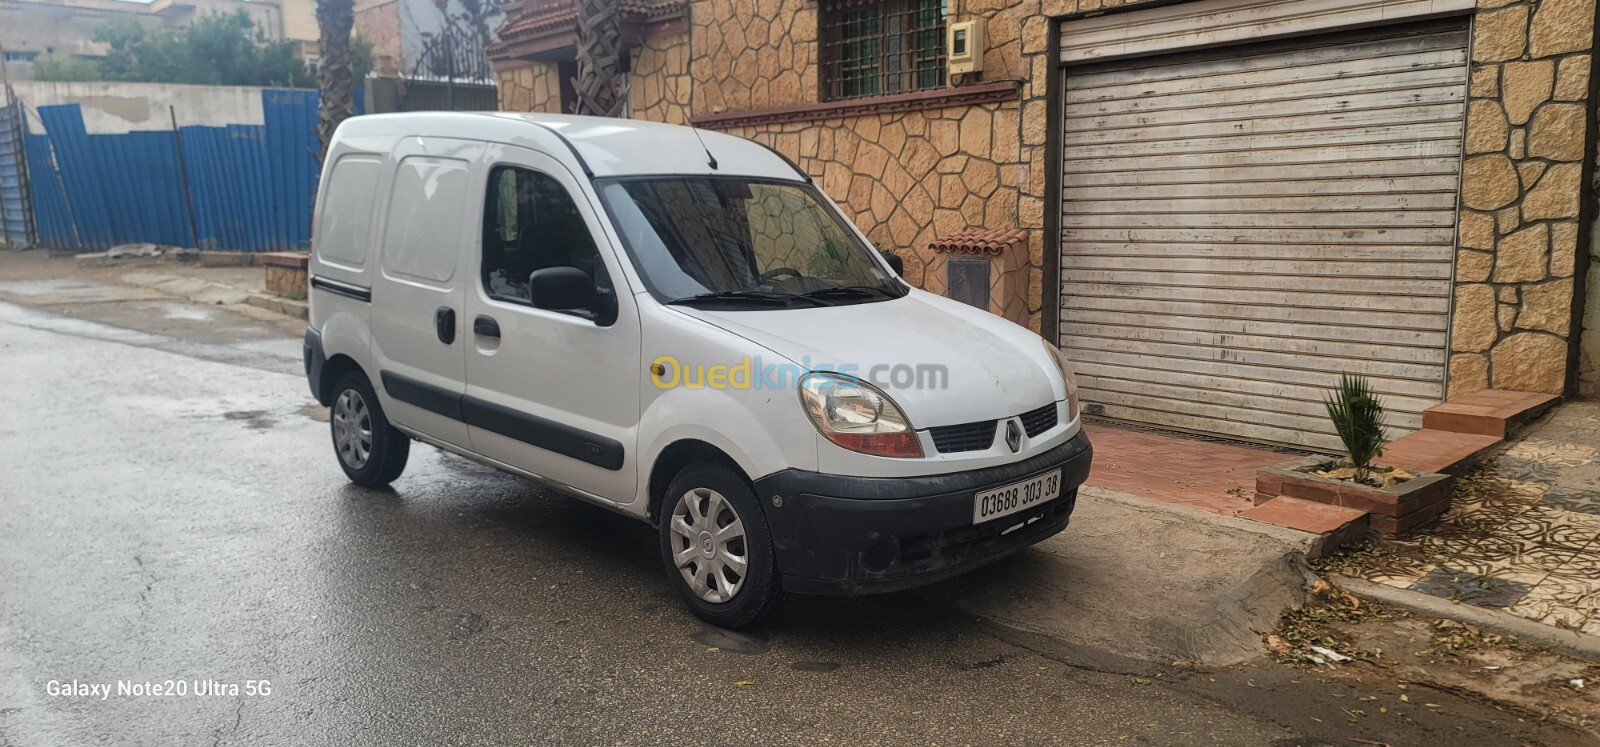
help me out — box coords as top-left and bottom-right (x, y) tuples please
(0, 287), (1580, 746)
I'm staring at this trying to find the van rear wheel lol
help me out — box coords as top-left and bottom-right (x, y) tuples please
(330, 371), (410, 488)
(659, 462), (781, 628)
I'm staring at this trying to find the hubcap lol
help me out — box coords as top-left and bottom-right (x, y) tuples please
(669, 487), (748, 604)
(332, 389), (373, 470)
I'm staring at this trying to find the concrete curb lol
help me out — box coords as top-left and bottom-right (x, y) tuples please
(122, 271), (308, 321)
(122, 272), (250, 306)
(245, 293), (308, 320)
(1333, 574), (1600, 664)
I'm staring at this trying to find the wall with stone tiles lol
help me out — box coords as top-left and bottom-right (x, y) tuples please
(631, 31), (693, 123)
(688, 0), (816, 114)
(718, 105), (1040, 326)
(1449, 0), (1596, 396)
(495, 0), (1598, 393)
(685, 0), (1057, 331)
(497, 62), (562, 112)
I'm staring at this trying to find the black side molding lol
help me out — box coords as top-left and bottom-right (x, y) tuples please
(380, 371), (464, 421)
(378, 370), (624, 471)
(310, 276), (372, 302)
(462, 396), (624, 471)
(304, 327), (329, 405)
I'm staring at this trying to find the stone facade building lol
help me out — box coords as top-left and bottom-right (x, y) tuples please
(491, 0), (1599, 451)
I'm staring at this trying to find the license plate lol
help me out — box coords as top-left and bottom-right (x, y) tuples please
(973, 469), (1062, 525)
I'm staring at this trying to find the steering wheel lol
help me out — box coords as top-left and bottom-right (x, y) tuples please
(758, 267), (804, 284)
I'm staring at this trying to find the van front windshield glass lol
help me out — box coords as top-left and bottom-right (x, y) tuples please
(598, 177), (906, 309)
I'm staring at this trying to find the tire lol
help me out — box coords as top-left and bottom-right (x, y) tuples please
(659, 462), (782, 628)
(329, 371), (410, 488)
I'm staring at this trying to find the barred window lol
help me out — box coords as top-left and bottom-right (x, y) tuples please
(820, 0), (946, 101)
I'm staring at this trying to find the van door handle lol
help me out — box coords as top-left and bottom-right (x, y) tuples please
(473, 315), (501, 338)
(435, 307), (456, 344)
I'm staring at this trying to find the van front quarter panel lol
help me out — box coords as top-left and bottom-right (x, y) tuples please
(635, 307), (819, 510)
(636, 386), (818, 510)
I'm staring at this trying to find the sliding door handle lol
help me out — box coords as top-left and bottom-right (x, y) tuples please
(473, 315), (501, 338)
(435, 307), (455, 344)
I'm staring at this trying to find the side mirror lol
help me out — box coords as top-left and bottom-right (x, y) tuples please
(883, 253), (904, 276)
(529, 267), (596, 311)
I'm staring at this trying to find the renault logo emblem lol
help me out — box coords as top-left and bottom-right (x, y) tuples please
(1005, 420), (1022, 453)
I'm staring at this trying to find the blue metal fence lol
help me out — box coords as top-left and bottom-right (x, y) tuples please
(22, 88), (355, 252)
(0, 99), (34, 248)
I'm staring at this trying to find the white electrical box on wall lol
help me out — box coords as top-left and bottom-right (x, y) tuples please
(947, 20), (985, 76)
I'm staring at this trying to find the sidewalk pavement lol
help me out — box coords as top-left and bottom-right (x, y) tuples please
(1340, 401), (1600, 639)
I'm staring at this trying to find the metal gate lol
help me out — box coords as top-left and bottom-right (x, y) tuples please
(1057, 23), (1469, 452)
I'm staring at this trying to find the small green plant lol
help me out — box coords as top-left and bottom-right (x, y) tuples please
(1324, 374), (1388, 482)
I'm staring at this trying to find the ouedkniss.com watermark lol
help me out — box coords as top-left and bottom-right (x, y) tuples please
(650, 355), (948, 390)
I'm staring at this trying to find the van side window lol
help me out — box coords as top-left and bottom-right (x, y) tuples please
(316, 155), (382, 266)
(383, 156), (469, 283)
(482, 166), (604, 303)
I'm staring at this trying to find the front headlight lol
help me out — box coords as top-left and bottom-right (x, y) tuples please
(798, 372), (923, 458)
(1042, 340), (1080, 420)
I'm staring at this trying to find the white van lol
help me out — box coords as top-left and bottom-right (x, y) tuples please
(304, 112), (1092, 627)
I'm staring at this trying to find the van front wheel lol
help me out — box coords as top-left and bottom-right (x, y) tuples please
(659, 462), (782, 628)
(330, 371), (410, 488)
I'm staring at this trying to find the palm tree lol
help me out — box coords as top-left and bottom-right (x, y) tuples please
(572, 0), (624, 116)
(315, 0), (356, 160)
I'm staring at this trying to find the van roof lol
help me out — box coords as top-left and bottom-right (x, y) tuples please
(333, 112), (809, 182)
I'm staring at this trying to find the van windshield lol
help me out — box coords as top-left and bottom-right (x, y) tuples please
(598, 177), (906, 309)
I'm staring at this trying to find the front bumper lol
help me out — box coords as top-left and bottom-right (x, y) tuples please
(751, 430), (1092, 595)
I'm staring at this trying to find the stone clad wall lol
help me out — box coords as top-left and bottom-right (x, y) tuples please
(719, 103), (1039, 325)
(631, 31), (693, 123)
(689, 0), (817, 114)
(1450, 0), (1598, 396)
(689, 0), (1057, 330)
(498, 63), (562, 113)
(494, 31), (691, 122)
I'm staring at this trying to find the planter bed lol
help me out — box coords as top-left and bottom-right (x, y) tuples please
(1256, 457), (1453, 534)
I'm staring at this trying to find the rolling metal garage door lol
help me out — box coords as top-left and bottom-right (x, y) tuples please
(1057, 23), (1469, 452)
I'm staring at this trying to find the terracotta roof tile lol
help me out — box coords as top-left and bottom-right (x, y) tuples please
(491, 0), (683, 50)
(927, 227), (1028, 256)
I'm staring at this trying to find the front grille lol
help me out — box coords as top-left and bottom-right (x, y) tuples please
(929, 420), (996, 453)
(1020, 403), (1058, 437)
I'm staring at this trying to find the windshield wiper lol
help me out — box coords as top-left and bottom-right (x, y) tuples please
(799, 285), (898, 301)
(667, 290), (822, 307)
